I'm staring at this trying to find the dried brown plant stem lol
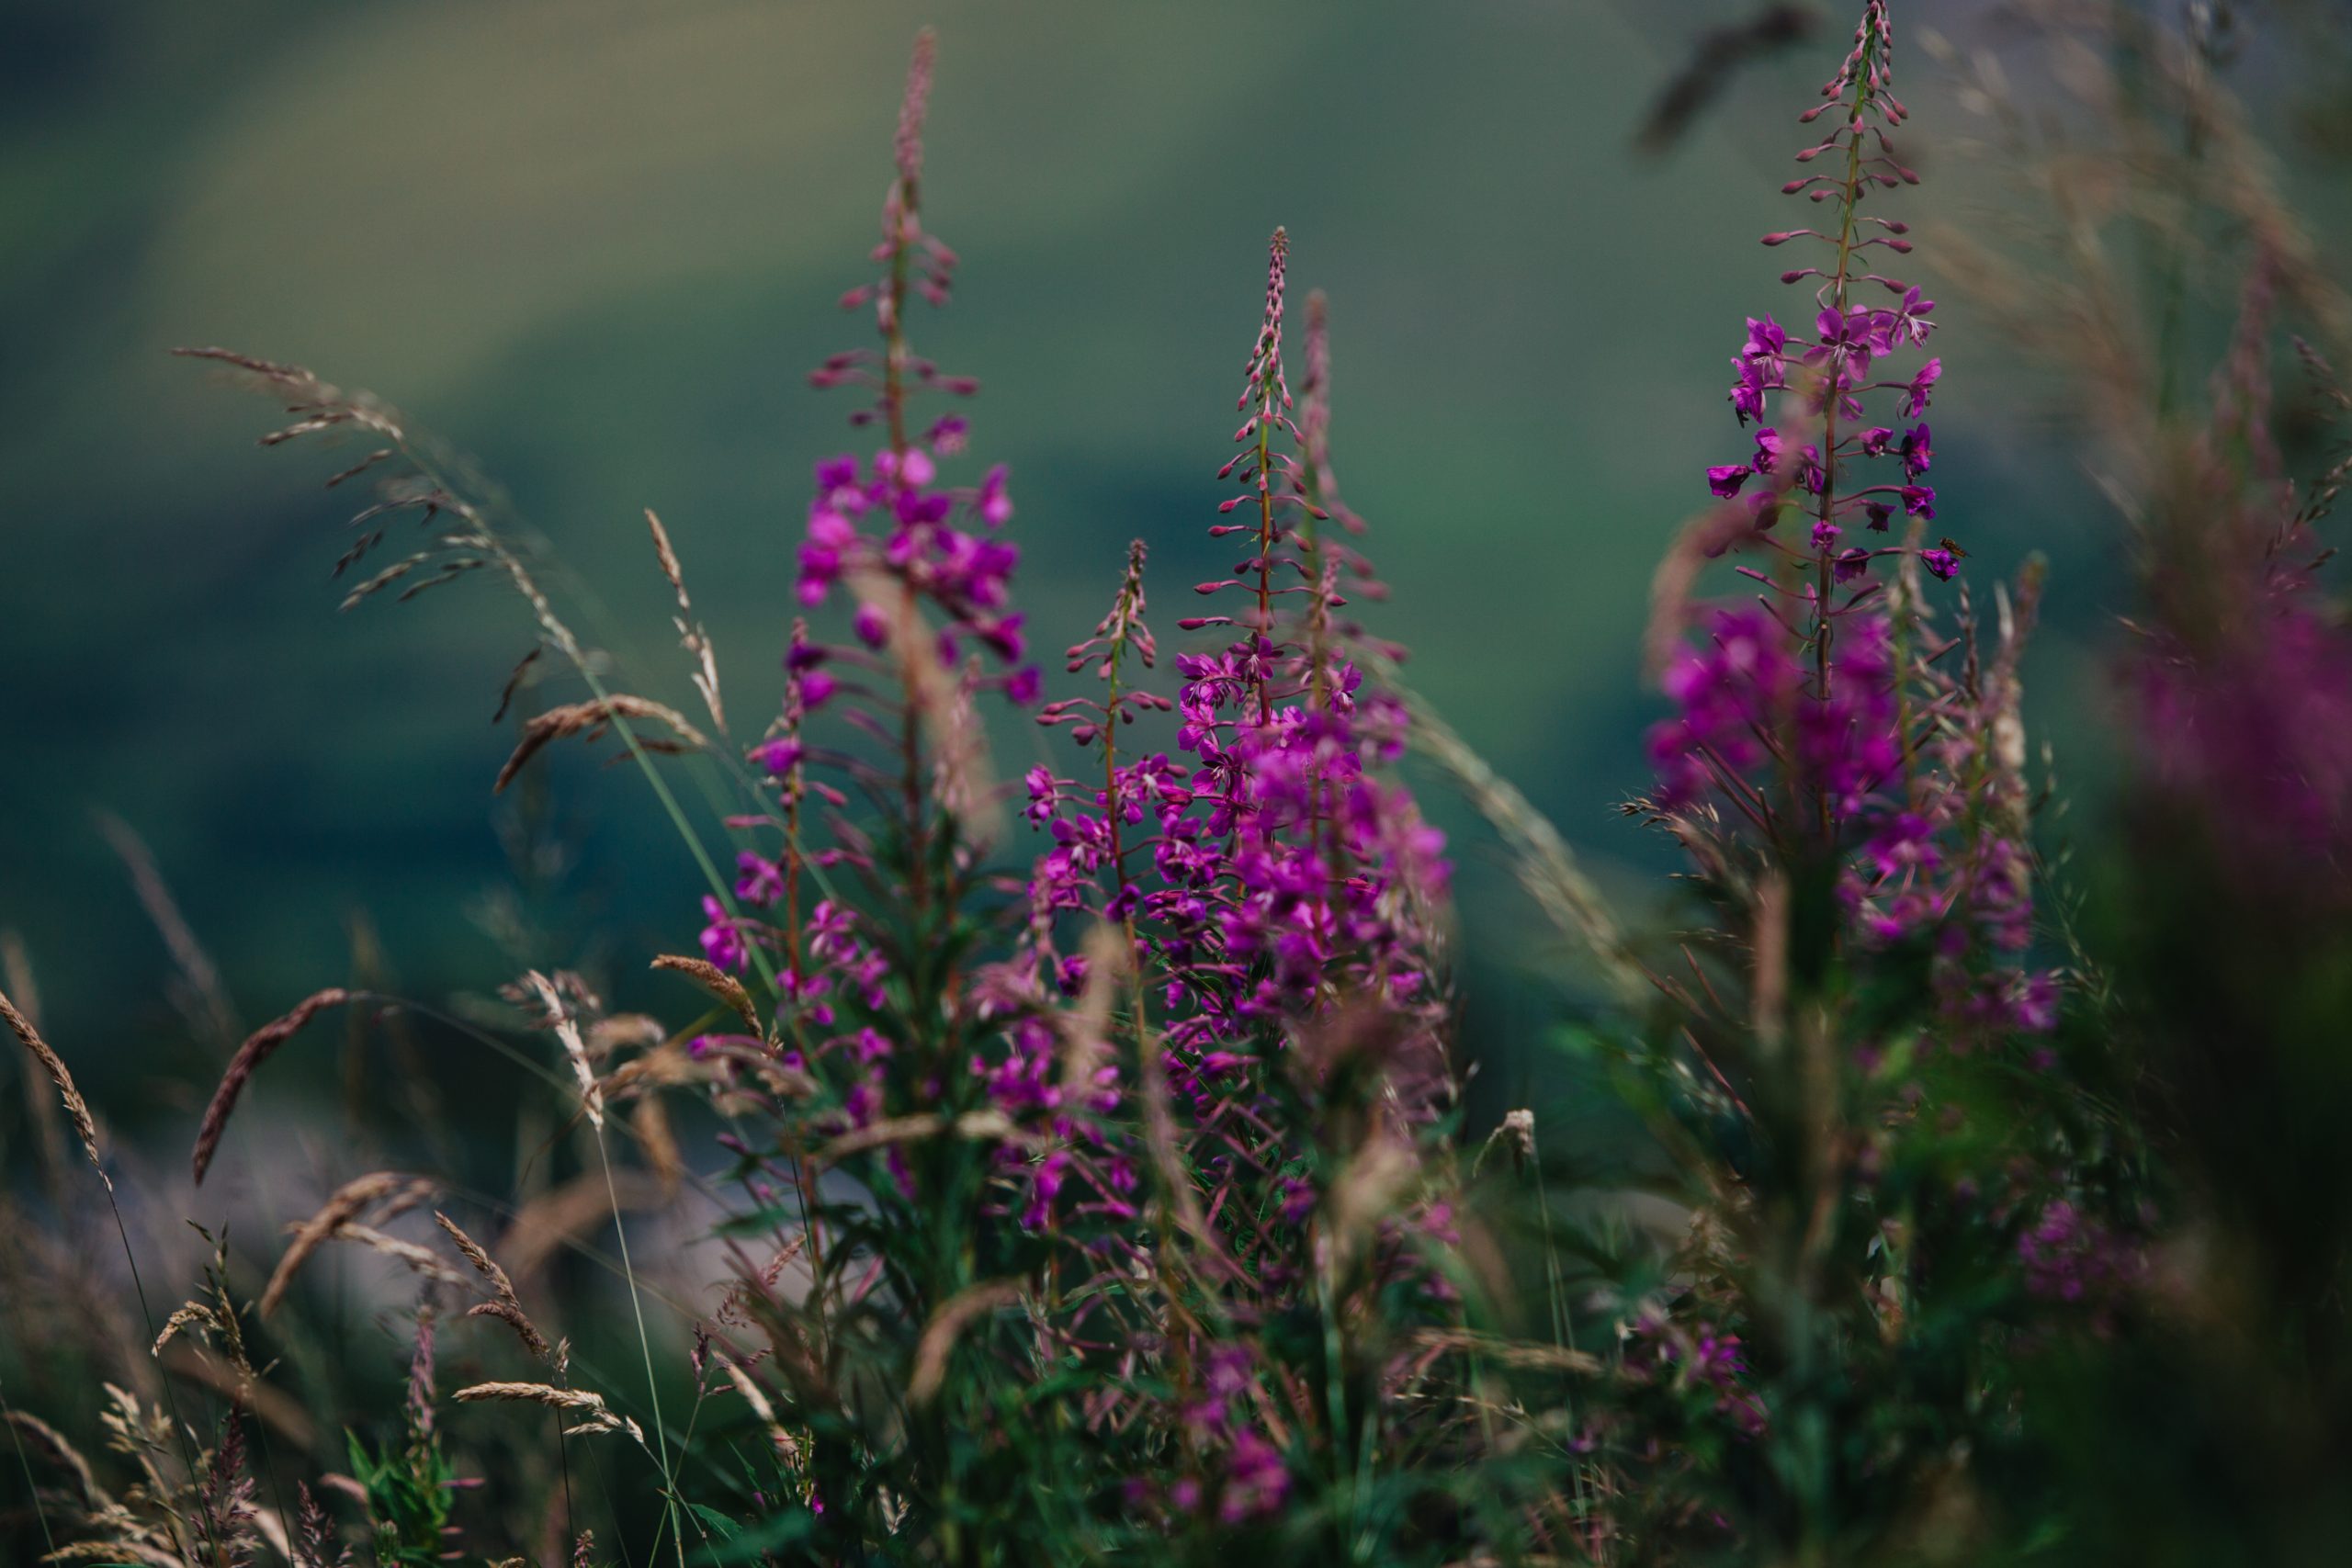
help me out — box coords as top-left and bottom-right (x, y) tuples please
(493, 696), (710, 796)
(452, 1382), (645, 1444)
(324, 1223), (468, 1291)
(171, 345), (789, 1013)
(1, 985), (107, 1190)
(1365, 655), (1645, 1003)
(643, 508), (726, 736)
(0, 988), (225, 1563)
(520, 970), (604, 1131)
(632, 1097), (684, 1199)
(156, 1345), (320, 1449)
(93, 810), (243, 1049)
(648, 954), (762, 1037)
(260, 1172), (432, 1318)
(908, 1280), (1026, 1404)
(844, 566), (1002, 844)
(191, 988), (356, 1185)
(1, 1389), (65, 1560)
(808, 1109), (1027, 1172)
(497, 1168), (668, 1289)
(2, 931), (69, 1198)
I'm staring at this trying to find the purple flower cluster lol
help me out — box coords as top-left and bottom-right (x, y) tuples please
(2139, 592), (2352, 893)
(792, 445), (1035, 703)
(2017, 1199), (2145, 1324)
(999, 232), (1459, 1483)
(1624, 1313), (1770, 1439)
(1707, 0), (1952, 592)
(1648, 604), (1899, 821)
(173, 15), (2260, 1563)
(1015, 235), (1449, 1145)
(1646, 584), (2060, 1039)
(692, 29), (1064, 1235)
(1122, 1347), (1293, 1526)
(1651, 3), (2057, 1033)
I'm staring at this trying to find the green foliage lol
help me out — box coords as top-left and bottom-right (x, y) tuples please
(345, 1422), (455, 1568)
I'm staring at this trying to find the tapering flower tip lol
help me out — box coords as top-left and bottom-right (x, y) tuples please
(1239, 228), (1293, 414)
(895, 28), (938, 185)
(1301, 287), (1336, 442)
(1821, 0), (1895, 110)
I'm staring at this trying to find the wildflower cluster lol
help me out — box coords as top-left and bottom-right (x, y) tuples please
(1140, 231), (1445, 1087)
(28, 6), (2352, 1567)
(998, 230), (1464, 1528)
(1712, 2), (1947, 581)
(682, 36), (1464, 1552)
(1596, 6), (2117, 1551)
(1649, 0), (2052, 1039)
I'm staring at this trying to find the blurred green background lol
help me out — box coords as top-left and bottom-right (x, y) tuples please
(13, 0), (2318, 1129)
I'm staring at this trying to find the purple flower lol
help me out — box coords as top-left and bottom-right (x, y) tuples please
(1863, 812), (1939, 879)
(734, 852), (785, 907)
(1902, 356), (1941, 416)
(1886, 285), (1936, 345)
(698, 896), (748, 973)
(752, 737), (804, 776)
(1653, 606), (1902, 821)
(2008, 972), (2060, 1033)
(1218, 1430), (1291, 1524)
(1730, 356), (1778, 424)
(978, 464), (1013, 527)
(1742, 313), (1789, 363)
(1898, 422), (1932, 479)
(1807, 304), (1885, 383)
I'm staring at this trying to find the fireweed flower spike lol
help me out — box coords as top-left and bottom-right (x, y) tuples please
(1161, 230), (1448, 1088)
(1663, 1), (1964, 837)
(1628, 15), (2089, 1524)
(766, 29), (1037, 1006)
(1024, 538), (1171, 963)
(1654, 2), (2055, 1014)
(1715, 1), (1949, 623)
(685, 39), (1101, 1551)
(1025, 236), (1450, 1099)
(1004, 230), (1460, 1528)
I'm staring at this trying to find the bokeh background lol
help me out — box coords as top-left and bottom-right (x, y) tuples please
(7, 0), (2348, 1141)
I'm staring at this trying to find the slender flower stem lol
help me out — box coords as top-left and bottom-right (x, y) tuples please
(1811, 40), (1875, 761)
(595, 1131), (689, 1568)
